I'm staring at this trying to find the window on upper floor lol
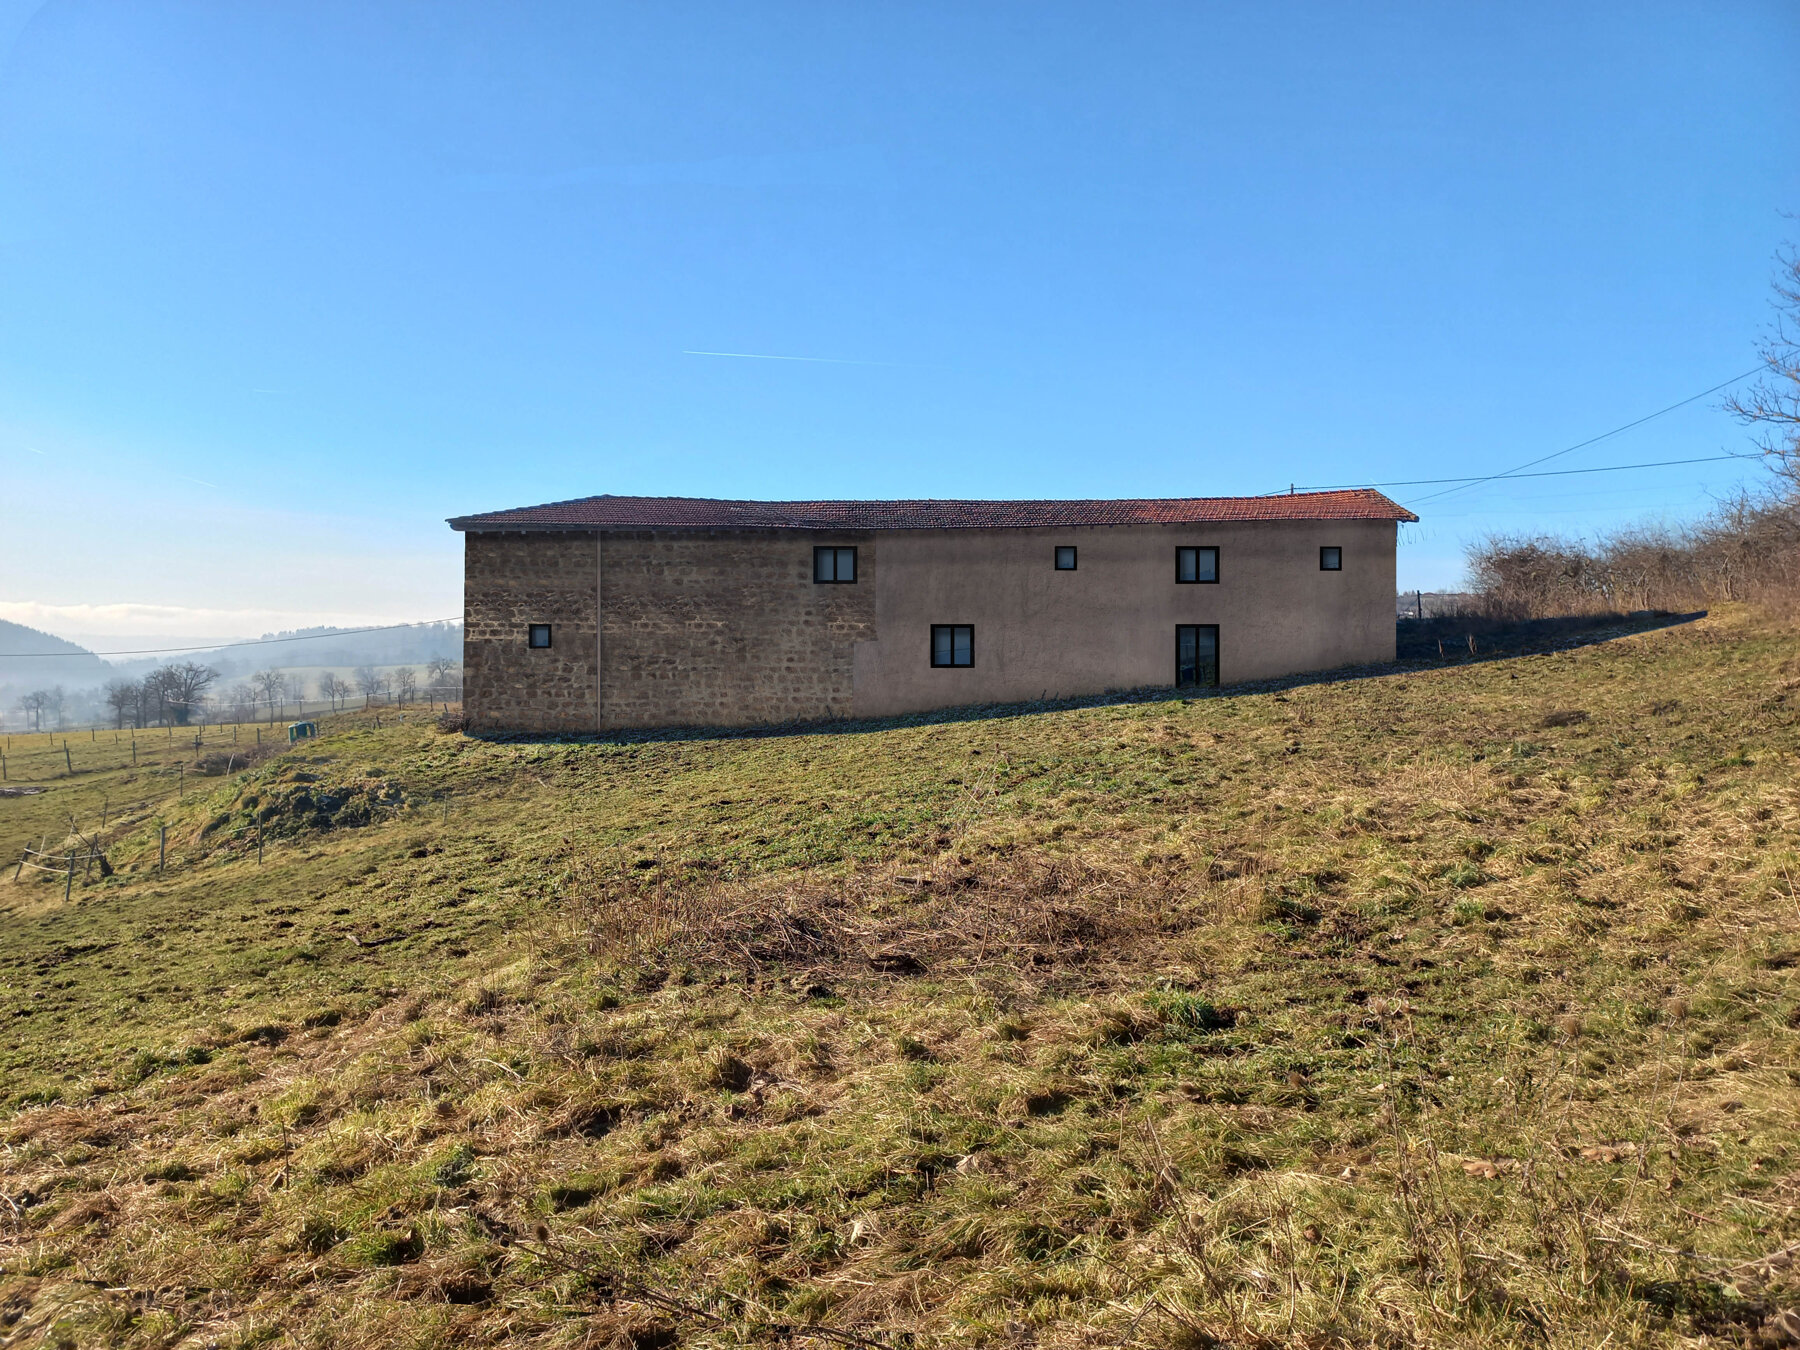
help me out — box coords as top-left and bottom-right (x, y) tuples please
(814, 546), (857, 583)
(1176, 546), (1219, 584)
(930, 624), (974, 667)
(1055, 546), (1077, 570)
(527, 624), (553, 649)
(1320, 546), (1342, 571)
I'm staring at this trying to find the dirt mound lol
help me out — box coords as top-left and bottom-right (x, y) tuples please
(205, 768), (406, 840)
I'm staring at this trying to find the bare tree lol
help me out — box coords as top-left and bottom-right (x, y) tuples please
(223, 684), (258, 724)
(318, 673), (351, 711)
(45, 686), (66, 730)
(1726, 244), (1800, 492)
(104, 679), (138, 730)
(426, 657), (460, 699)
(393, 666), (418, 705)
(250, 668), (288, 723)
(352, 665), (385, 706)
(150, 662), (219, 727)
(16, 689), (50, 731)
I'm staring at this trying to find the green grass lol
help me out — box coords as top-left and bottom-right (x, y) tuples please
(2, 610), (1797, 1348)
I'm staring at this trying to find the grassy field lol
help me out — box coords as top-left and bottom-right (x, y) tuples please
(1, 610), (1796, 1349)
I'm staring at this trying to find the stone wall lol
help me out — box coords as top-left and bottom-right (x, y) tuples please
(463, 532), (599, 734)
(598, 531), (876, 729)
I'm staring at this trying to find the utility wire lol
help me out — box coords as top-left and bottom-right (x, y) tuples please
(2, 617), (461, 659)
(1290, 451), (1758, 492)
(1402, 366), (1763, 508)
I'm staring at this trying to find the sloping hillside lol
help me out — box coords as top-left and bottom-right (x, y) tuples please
(0, 619), (108, 690)
(0, 609), (1796, 1349)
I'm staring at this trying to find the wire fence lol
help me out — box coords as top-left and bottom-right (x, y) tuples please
(0, 702), (462, 783)
(4, 704), (465, 898)
(4, 685), (464, 739)
(8, 784), (461, 897)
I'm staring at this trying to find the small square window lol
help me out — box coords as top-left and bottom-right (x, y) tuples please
(1054, 546), (1077, 570)
(1320, 546), (1342, 571)
(930, 624), (974, 667)
(1176, 546), (1219, 584)
(814, 546), (857, 583)
(527, 624), (553, 649)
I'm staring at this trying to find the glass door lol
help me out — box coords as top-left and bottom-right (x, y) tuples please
(1176, 624), (1219, 688)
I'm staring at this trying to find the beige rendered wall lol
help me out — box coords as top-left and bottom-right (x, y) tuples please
(849, 520), (1397, 718)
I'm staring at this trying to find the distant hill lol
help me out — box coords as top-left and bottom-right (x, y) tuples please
(108, 621), (463, 680)
(0, 620), (110, 690)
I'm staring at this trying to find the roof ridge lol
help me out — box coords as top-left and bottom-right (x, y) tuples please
(449, 488), (1418, 531)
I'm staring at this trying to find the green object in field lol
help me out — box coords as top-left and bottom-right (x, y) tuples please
(287, 721), (318, 743)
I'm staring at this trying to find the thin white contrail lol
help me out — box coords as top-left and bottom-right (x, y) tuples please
(683, 349), (899, 367)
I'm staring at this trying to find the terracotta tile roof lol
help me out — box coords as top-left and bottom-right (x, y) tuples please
(449, 489), (1418, 532)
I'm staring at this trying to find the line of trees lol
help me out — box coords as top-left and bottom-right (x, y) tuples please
(214, 661), (461, 721)
(10, 657), (461, 732)
(15, 686), (66, 731)
(100, 662), (220, 729)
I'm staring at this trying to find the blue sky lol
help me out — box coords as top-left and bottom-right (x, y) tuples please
(1, 1), (1795, 642)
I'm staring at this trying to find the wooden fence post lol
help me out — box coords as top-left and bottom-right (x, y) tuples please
(65, 855), (74, 902)
(257, 823), (264, 866)
(64, 743), (73, 775)
(159, 826), (166, 874)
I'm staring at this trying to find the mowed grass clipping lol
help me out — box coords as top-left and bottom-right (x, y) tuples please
(1, 609), (1797, 1349)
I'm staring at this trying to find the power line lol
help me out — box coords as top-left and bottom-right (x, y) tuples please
(1402, 366), (1763, 508)
(1292, 451), (1758, 492)
(2, 617), (461, 659)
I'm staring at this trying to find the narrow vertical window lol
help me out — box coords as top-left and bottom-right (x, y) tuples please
(1319, 546), (1342, 571)
(1175, 625), (1219, 688)
(1054, 546), (1077, 570)
(814, 546), (858, 583)
(930, 624), (974, 667)
(1176, 546), (1219, 584)
(527, 624), (553, 649)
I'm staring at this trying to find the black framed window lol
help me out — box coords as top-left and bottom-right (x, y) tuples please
(930, 624), (974, 668)
(527, 623), (553, 649)
(1320, 546), (1342, 571)
(1176, 625), (1219, 689)
(814, 546), (857, 583)
(1176, 546), (1219, 584)
(1054, 545), (1077, 571)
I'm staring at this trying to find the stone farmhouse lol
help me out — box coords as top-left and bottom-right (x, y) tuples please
(447, 490), (1418, 734)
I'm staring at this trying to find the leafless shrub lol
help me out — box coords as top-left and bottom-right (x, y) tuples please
(1466, 491), (1799, 620)
(194, 740), (283, 777)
